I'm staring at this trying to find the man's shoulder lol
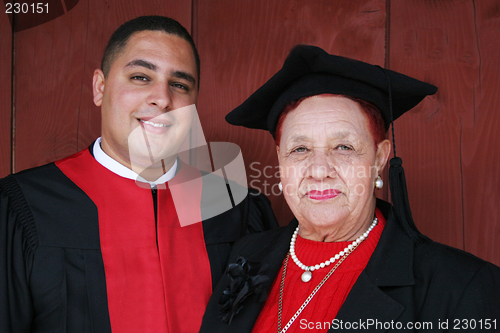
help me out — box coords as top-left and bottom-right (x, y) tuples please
(230, 221), (295, 260)
(0, 149), (94, 213)
(1, 162), (60, 199)
(236, 222), (292, 243)
(3, 149), (90, 186)
(8, 162), (58, 181)
(201, 188), (278, 245)
(198, 167), (278, 243)
(0, 151), (101, 249)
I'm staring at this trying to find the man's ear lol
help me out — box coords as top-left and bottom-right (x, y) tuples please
(93, 69), (105, 107)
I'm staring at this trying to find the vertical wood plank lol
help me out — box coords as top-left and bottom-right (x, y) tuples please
(389, 0), (465, 251)
(388, 0), (470, 250)
(462, 0), (500, 266)
(196, 0), (387, 225)
(389, 0), (500, 265)
(0, 12), (11, 178)
(13, 0), (192, 172)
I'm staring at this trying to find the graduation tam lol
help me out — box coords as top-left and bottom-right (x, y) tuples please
(227, 44), (438, 243)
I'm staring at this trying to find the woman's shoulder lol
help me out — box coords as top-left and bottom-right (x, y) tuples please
(377, 198), (500, 279)
(415, 238), (499, 273)
(407, 240), (500, 320)
(412, 239), (500, 296)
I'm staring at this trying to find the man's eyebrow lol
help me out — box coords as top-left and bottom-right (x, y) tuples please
(124, 60), (196, 85)
(172, 71), (196, 85)
(125, 59), (157, 71)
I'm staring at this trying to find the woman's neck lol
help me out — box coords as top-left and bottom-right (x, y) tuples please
(297, 200), (377, 242)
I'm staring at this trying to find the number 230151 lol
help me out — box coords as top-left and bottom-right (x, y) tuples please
(6, 3), (48, 14)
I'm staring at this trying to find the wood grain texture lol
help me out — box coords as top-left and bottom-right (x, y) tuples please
(461, 0), (500, 266)
(389, 0), (500, 265)
(13, 0), (192, 172)
(11, 0), (65, 32)
(196, 0), (387, 225)
(388, 0), (464, 250)
(0, 12), (11, 178)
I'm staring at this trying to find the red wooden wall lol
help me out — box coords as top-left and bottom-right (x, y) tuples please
(0, 7), (11, 177)
(1, 0), (499, 266)
(196, 0), (387, 232)
(389, 0), (500, 259)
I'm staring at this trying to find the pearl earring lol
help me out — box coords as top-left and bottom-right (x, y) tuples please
(375, 176), (383, 189)
(278, 182), (283, 191)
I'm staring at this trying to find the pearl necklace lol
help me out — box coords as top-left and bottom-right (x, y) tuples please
(289, 217), (378, 282)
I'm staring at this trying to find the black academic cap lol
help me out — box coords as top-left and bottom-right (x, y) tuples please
(227, 45), (438, 244)
(226, 44), (437, 135)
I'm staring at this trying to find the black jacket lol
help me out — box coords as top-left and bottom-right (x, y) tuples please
(0, 153), (278, 332)
(200, 200), (500, 332)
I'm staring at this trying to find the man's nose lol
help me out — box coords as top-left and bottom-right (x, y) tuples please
(147, 81), (172, 110)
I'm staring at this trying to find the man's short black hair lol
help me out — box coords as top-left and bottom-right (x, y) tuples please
(101, 15), (200, 82)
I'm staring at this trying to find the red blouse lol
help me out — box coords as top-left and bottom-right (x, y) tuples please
(252, 209), (386, 333)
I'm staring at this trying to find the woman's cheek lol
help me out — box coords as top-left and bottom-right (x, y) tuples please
(280, 162), (302, 198)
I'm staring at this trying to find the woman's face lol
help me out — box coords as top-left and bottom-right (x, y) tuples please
(277, 95), (390, 241)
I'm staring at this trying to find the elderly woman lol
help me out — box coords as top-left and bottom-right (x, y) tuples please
(200, 45), (500, 332)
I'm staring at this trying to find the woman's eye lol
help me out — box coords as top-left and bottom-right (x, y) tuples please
(337, 145), (352, 151)
(292, 147), (309, 153)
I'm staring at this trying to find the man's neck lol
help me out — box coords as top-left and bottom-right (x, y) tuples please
(92, 138), (177, 185)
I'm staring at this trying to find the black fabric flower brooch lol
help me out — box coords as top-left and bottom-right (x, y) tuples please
(219, 256), (270, 324)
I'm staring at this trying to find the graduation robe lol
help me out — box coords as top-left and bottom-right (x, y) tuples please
(199, 200), (500, 333)
(0, 147), (277, 333)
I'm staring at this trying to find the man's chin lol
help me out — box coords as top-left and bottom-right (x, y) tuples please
(137, 165), (167, 182)
(129, 153), (176, 176)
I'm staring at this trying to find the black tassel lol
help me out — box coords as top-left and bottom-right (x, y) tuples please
(375, 65), (429, 244)
(389, 157), (429, 243)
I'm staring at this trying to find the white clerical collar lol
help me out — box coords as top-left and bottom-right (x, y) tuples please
(93, 137), (177, 186)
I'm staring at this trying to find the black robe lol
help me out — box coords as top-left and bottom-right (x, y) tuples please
(199, 200), (500, 332)
(0, 148), (278, 332)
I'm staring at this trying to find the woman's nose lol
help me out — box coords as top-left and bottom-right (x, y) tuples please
(307, 151), (336, 180)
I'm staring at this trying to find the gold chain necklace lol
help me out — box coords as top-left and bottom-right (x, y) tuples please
(277, 217), (378, 332)
(277, 242), (360, 333)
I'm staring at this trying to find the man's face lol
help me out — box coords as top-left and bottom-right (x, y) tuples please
(93, 30), (198, 171)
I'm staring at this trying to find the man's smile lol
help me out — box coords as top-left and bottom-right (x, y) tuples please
(140, 119), (172, 128)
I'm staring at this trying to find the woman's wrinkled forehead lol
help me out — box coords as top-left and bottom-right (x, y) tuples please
(279, 95), (373, 145)
(275, 93), (387, 147)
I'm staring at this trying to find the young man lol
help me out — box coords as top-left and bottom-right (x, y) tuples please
(0, 16), (276, 332)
